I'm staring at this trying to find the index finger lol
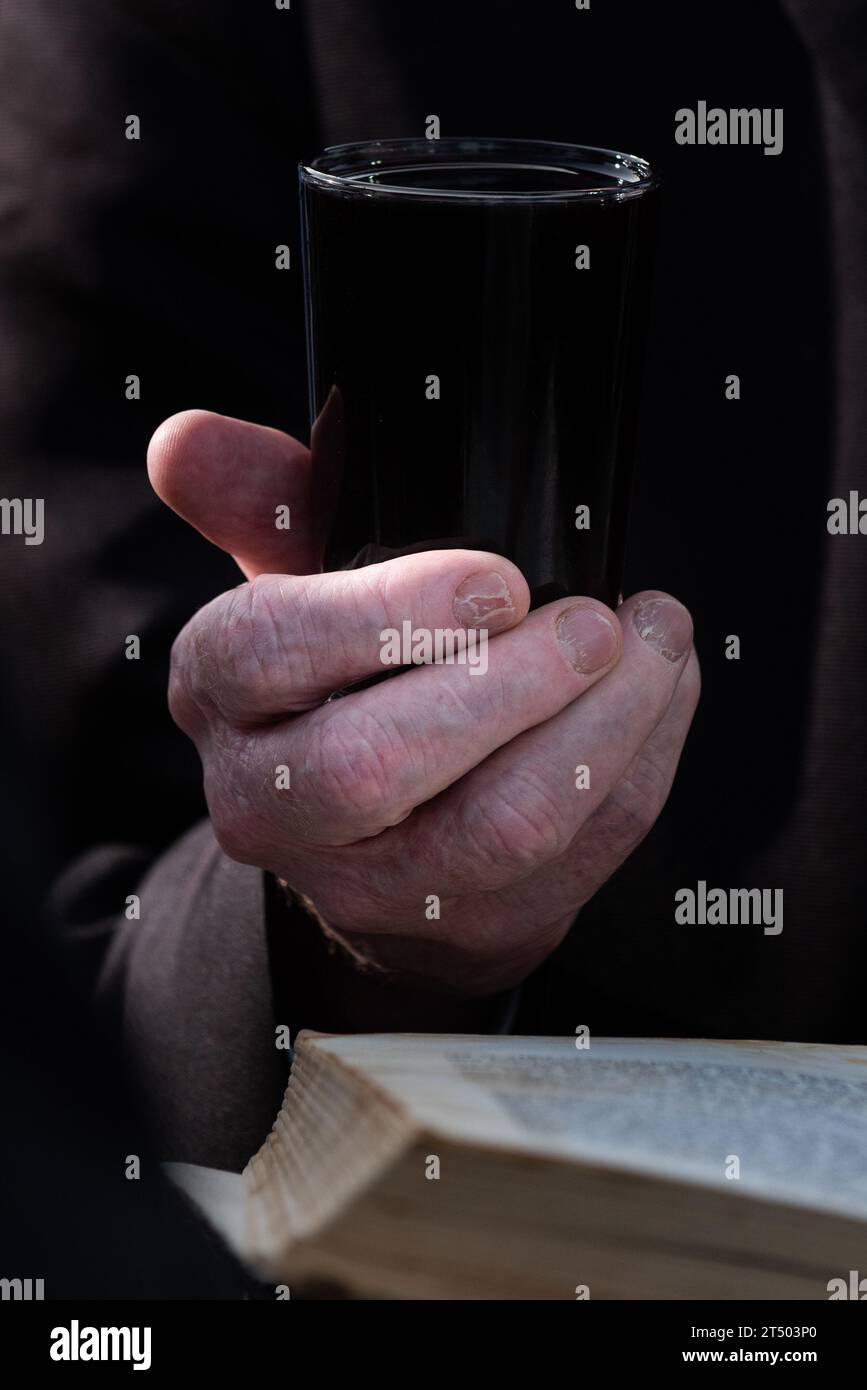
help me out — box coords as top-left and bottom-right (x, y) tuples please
(170, 547), (531, 723)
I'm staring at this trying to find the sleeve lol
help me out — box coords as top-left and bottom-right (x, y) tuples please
(49, 820), (524, 1169)
(49, 822), (289, 1170)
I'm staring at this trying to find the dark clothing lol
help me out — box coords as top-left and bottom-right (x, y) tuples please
(1, 0), (865, 1174)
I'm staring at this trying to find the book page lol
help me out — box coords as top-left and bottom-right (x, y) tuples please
(164, 1162), (247, 1259)
(300, 1033), (867, 1220)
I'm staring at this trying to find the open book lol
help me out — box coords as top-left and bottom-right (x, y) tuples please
(174, 1032), (867, 1299)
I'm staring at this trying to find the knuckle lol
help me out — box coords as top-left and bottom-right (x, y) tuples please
(180, 575), (297, 724)
(167, 628), (203, 733)
(207, 786), (254, 863)
(306, 710), (405, 832)
(232, 573), (329, 712)
(169, 589), (255, 723)
(167, 613), (225, 735)
(201, 728), (267, 865)
(466, 778), (570, 876)
(607, 752), (670, 844)
(215, 578), (284, 717)
(206, 770), (264, 866)
(212, 815), (260, 866)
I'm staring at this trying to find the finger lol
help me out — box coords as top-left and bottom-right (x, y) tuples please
(207, 594), (621, 868)
(170, 548), (531, 725)
(190, 590), (623, 864)
(402, 590), (695, 893)
(293, 591), (694, 919)
(474, 644), (702, 930)
(147, 409), (323, 578)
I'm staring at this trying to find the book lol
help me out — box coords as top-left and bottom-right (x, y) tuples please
(173, 1032), (867, 1300)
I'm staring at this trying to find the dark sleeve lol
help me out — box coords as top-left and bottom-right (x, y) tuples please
(50, 823), (288, 1170)
(51, 821), (523, 1170)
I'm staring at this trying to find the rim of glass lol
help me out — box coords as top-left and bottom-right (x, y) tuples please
(299, 137), (660, 204)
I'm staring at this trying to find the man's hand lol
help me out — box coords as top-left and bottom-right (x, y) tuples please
(149, 410), (700, 999)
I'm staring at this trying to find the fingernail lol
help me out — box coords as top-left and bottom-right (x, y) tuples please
(633, 597), (693, 662)
(454, 571), (515, 631)
(556, 604), (619, 674)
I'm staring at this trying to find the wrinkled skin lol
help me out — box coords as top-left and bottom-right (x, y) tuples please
(150, 409), (700, 999)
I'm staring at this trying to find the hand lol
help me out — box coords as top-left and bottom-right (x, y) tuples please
(149, 410), (700, 999)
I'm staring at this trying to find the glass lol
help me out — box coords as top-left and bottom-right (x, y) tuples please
(300, 137), (660, 608)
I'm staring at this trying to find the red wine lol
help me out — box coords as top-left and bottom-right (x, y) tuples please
(301, 139), (658, 608)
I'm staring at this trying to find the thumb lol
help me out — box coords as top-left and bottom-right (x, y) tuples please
(147, 409), (324, 578)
